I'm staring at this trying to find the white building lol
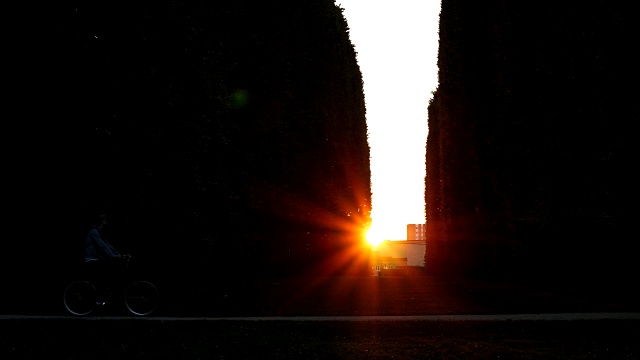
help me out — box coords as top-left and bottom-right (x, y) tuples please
(370, 224), (426, 275)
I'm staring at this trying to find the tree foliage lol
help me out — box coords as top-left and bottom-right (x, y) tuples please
(9, 0), (371, 288)
(426, 0), (637, 281)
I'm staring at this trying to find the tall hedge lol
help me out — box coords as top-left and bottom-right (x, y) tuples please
(426, 0), (637, 281)
(8, 1), (371, 292)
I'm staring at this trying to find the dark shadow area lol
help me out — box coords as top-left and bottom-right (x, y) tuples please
(425, 0), (637, 289)
(3, 1), (638, 324)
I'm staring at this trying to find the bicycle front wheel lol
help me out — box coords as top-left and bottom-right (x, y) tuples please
(63, 281), (97, 316)
(124, 280), (159, 316)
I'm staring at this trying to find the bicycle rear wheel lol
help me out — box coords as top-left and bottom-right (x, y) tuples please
(63, 281), (97, 316)
(124, 280), (159, 316)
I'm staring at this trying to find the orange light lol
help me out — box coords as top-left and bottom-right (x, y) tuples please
(365, 224), (384, 246)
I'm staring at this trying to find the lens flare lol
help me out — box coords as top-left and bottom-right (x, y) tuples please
(365, 224), (384, 246)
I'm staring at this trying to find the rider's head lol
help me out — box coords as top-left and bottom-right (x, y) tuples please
(96, 214), (108, 227)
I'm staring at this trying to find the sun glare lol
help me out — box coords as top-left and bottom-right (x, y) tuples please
(365, 224), (385, 247)
(338, 0), (436, 249)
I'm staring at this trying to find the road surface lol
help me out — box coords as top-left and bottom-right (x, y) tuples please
(2, 313), (640, 321)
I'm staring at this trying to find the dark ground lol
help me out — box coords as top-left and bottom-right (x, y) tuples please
(3, 318), (639, 359)
(2, 274), (639, 359)
(9, 273), (639, 317)
(160, 273), (640, 317)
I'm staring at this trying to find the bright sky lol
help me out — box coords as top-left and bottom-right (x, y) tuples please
(337, 1), (441, 244)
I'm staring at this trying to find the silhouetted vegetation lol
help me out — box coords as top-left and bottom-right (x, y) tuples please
(6, 0), (371, 310)
(426, 1), (637, 282)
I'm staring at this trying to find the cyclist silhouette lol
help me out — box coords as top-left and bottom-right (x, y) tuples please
(63, 214), (158, 316)
(84, 214), (129, 287)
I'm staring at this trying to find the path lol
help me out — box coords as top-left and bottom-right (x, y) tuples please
(3, 312), (640, 321)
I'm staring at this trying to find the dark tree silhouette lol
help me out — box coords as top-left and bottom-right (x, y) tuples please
(426, 0), (637, 283)
(6, 0), (371, 313)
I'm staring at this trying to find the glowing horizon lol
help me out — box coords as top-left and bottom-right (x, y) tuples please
(339, 1), (440, 243)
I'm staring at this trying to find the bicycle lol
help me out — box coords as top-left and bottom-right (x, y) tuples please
(63, 255), (159, 316)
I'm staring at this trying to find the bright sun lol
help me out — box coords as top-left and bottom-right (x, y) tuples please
(365, 224), (385, 247)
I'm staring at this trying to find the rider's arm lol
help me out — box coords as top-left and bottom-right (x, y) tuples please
(88, 228), (121, 258)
